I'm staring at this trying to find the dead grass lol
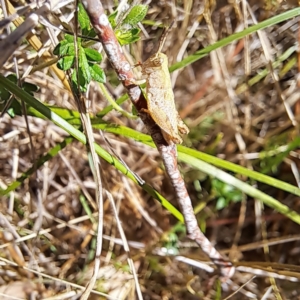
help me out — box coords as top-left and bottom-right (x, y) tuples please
(1, 0), (300, 299)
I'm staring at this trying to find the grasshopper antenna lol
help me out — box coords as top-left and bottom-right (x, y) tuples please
(157, 20), (175, 53)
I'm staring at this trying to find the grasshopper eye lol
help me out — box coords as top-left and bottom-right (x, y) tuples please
(153, 57), (163, 66)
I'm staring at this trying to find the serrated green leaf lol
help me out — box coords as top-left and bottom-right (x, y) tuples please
(120, 35), (140, 46)
(68, 44), (76, 56)
(57, 56), (75, 70)
(130, 28), (139, 35)
(89, 64), (106, 83)
(53, 43), (64, 56)
(79, 45), (91, 83)
(72, 68), (88, 92)
(71, 69), (77, 87)
(84, 48), (102, 62)
(78, 3), (90, 31)
(53, 39), (75, 56)
(65, 34), (74, 42)
(108, 10), (118, 29)
(116, 28), (141, 46)
(123, 5), (148, 26)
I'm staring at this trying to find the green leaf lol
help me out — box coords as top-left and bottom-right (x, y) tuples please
(22, 82), (39, 95)
(89, 64), (106, 83)
(78, 3), (90, 31)
(216, 197), (226, 210)
(53, 38), (75, 56)
(123, 5), (148, 26)
(108, 10), (118, 29)
(54, 36), (76, 71)
(71, 68), (88, 92)
(6, 74), (17, 84)
(79, 45), (91, 83)
(7, 98), (22, 117)
(57, 56), (75, 70)
(55, 42), (69, 56)
(86, 28), (97, 38)
(71, 70), (78, 91)
(131, 104), (138, 116)
(211, 178), (243, 210)
(84, 48), (102, 62)
(116, 28), (140, 46)
(7, 107), (15, 117)
(65, 34), (74, 43)
(0, 85), (11, 101)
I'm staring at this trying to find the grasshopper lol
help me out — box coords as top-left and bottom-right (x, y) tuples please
(134, 22), (189, 144)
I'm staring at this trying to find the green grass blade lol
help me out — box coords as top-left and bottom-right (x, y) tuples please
(0, 74), (87, 143)
(179, 153), (300, 225)
(177, 144), (300, 197)
(170, 7), (300, 72)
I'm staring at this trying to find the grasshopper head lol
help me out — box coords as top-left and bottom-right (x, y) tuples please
(142, 22), (173, 70)
(150, 52), (167, 67)
(142, 52), (168, 74)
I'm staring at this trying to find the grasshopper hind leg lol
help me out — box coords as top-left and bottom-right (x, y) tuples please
(177, 114), (189, 135)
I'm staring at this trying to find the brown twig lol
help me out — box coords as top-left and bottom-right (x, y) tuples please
(82, 0), (234, 280)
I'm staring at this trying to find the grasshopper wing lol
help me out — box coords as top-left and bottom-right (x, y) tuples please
(147, 88), (182, 143)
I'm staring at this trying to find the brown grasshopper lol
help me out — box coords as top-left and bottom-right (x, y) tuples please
(134, 22), (189, 144)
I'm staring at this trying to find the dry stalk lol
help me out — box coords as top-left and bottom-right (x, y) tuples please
(2, 0), (70, 90)
(82, 0), (235, 279)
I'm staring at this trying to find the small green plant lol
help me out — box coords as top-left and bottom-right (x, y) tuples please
(53, 3), (105, 93)
(113, 261), (130, 272)
(53, 4), (148, 93)
(211, 178), (244, 210)
(160, 232), (180, 256)
(109, 4), (148, 45)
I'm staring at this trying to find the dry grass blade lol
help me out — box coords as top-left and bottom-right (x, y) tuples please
(106, 190), (143, 299)
(0, 5), (47, 68)
(4, 0), (70, 89)
(0, 3), (31, 29)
